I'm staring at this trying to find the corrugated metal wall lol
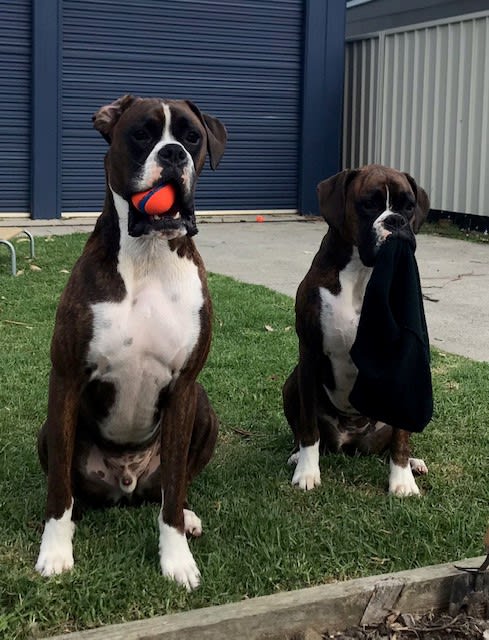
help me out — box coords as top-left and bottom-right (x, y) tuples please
(62, 0), (303, 215)
(0, 0), (31, 213)
(343, 11), (489, 217)
(343, 35), (380, 169)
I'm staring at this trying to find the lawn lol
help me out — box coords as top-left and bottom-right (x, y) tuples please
(1, 234), (488, 639)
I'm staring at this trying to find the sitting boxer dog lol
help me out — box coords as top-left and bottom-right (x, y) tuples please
(283, 164), (430, 497)
(36, 95), (227, 590)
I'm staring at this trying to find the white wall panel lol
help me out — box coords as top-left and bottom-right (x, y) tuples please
(343, 36), (380, 168)
(344, 11), (489, 216)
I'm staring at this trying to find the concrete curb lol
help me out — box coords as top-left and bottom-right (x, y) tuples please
(47, 556), (484, 639)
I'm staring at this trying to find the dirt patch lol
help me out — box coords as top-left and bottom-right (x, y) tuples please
(261, 612), (489, 640)
(327, 611), (489, 639)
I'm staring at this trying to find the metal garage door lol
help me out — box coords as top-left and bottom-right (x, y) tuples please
(62, 0), (303, 215)
(0, 0), (31, 214)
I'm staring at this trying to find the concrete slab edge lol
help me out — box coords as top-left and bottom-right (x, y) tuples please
(0, 214), (307, 230)
(47, 556), (485, 640)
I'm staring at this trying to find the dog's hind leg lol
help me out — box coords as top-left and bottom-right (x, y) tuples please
(37, 421), (48, 474)
(352, 421), (393, 456)
(283, 366), (301, 465)
(182, 383), (218, 539)
(186, 383), (218, 484)
(409, 457), (428, 475)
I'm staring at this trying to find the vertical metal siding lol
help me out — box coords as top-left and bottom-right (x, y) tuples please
(343, 11), (489, 217)
(0, 0), (31, 212)
(61, 0), (303, 214)
(343, 36), (379, 168)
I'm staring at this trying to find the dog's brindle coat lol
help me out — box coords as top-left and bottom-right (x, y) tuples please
(283, 165), (430, 496)
(36, 95), (227, 590)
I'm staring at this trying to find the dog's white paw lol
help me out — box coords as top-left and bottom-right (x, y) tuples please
(389, 460), (421, 497)
(291, 442), (321, 491)
(409, 457), (428, 475)
(35, 504), (75, 576)
(183, 509), (202, 537)
(159, 518), (201, 591)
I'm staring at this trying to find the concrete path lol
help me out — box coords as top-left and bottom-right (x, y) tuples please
(4, 216), (488, 362)
(196, 219), (489, 362)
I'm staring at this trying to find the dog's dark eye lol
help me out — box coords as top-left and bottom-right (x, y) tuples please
(132, 129), (151, 143)
(185, 131), (200, 144)
(363, 199), (379, 212)
(405, 202), (415, 212)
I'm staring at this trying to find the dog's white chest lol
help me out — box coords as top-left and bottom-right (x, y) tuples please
(87, 239), (204, 443)
(319, 251), (372, 414)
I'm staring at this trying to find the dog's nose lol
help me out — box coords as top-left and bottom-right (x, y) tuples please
(158, 144), (187, 167)
(383, 214), (407, 231)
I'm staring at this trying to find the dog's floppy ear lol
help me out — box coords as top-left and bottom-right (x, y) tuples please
(185, 100), (228, 170)
(317, 169), (359, 231)
(92, 94), (138, 144)
(403, 172), (430, 233)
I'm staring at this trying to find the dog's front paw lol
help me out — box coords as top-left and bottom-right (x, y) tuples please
(389, 460), (421, 497)
(183, 509), (202, 537)
(35, 511), (75, 576)
(159, 519), (201, 590)
(36, 546), (74, 576)
(291, 442), (321, 490)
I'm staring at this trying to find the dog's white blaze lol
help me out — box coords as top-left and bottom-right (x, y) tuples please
(373, 210), (394, 246)
(159, 512), (201, 590)
(388, 458), (421, 496)
(88, 191), (204, 445)
(372, 189), (407, 247)
(291, 441), (321, 490)
(135, 102), (195, 194)
(319, 249), (373, 414)
(35, 500), (75, 576)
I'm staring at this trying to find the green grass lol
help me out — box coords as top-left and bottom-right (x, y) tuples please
(1, 234), (489, 639)
(421, 220), (489, 243)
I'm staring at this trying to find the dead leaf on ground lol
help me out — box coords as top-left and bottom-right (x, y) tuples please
(231, 427), (254, 438)
(2, 319), (33, 329)
(445, 381), (460, 390)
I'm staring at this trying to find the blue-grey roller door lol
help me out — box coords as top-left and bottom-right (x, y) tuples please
(61, 0), (303, 213)
(0, 0), (31, 213)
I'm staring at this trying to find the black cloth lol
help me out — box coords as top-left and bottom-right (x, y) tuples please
(349, 236), (433, 433)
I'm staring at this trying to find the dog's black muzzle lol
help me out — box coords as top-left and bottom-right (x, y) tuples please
(359, 212), (416, 266)
(384, 213), (416, 249)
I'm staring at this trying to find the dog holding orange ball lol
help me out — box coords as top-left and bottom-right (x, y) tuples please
(35, 94), (227, 591)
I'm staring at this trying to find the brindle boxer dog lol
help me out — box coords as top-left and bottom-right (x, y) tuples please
(283, 164), (430, 496)
(36, 95), (227, 590)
